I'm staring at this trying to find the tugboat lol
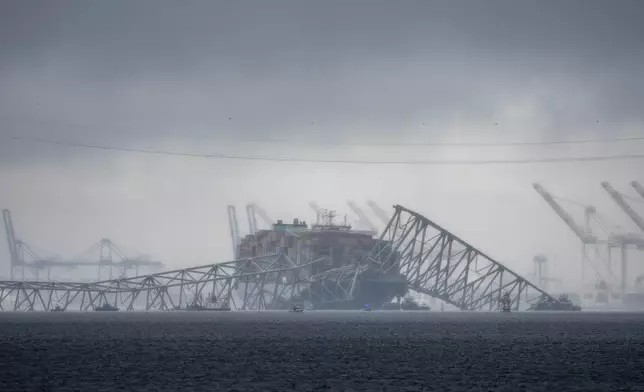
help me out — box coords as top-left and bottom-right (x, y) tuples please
(50, 305), (65, 312)
(95, 303), (119, 312)
(401, 297), (431, 311)
(529, 293), (582, 311)
(289, 304), (305, 312)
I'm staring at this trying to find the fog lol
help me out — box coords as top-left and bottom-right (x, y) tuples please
(1, 0), (644, 288)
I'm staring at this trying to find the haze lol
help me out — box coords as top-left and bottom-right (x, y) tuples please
(1, 0), (644, 287)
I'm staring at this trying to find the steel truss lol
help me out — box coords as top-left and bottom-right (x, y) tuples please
(305, 264), (366, 304)
(366, 205), (556, 311)
(0, 254), (325, 311)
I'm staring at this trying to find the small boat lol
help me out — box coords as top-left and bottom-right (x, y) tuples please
(529, 293), (582, 311)
(399, 297), (430, 311)
(95, 303), (119, 312)
(181, 293), (232, 311)
(362, 304), (372, 312)
(380, 299), (430, 310)
(289, 305), (304, 313)
(181, 303), (231, 311)
(50, 305), (65, 312)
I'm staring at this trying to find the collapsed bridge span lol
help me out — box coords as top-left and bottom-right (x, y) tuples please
(305, 205), (558, 311)
(1, 204), (557, 312)
(370, 205), (557, 310)
(0, 253), (326, 311)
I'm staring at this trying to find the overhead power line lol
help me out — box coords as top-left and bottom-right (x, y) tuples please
(225, 134), (644, 147)
(9, 136), (644, 165)
(2, 114), (644, 147)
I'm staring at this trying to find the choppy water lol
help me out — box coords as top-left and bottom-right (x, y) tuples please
(1, 311), (644, 391)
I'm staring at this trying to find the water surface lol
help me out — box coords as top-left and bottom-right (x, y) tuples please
(1, 311), (643, 391)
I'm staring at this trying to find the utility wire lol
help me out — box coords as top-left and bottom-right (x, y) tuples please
(9, 136), (644, 165)
(220, 134), (644, 147)
(2, 115), (644, 147)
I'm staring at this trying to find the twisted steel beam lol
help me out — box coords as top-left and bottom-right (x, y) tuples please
(367, 205), (557, 311)
(0, 253), (326, 311)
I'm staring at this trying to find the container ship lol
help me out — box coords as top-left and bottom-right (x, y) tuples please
(236, 211), (408, 310)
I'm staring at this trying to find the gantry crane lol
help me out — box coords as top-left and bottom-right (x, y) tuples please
(71, 239), (164, 280)
(227, 205), (241, 259)
(2, 209), (38, 280)
(601, 182), (644, 295)
(246, 204), (259, 234)
(532, 255), (562, 293)
(4, 209), (83, 280)
(533, 183), (605, 294)
(3, 209), (19, 278)
(248, 204), (274, 229)
(366, 201), (392, 226)
(601, 182), (644, 233)
(533, 184), (597, 244)
(346, 201), (377, 233)
(3, 209), (161, 281)
(534, 183), (644, 297)
(240, 203), (280, 252)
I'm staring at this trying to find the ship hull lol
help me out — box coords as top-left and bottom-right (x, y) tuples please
(302, 272), (408, 310)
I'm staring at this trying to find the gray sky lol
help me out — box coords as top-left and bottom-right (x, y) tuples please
(1, 0), (644, 288)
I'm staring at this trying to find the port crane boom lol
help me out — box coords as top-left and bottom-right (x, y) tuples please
(601, 182), (644, 233)
(309, 202), (324, 214)
(4, 208), (80, 279)
(4, 209), (160, 280)
(309, 202), (326, 222)
(248, 203), (273, 229)
(346, 201), (377, 232)
(366, 200), (391, 225)
(532, 183), (612, 294)
(3, 209), (19, 270)
(532, 183), (597, 243)
(632, 181), (644, 201)
(245, 204), (258, 234)
(227, 205), (241, 259)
